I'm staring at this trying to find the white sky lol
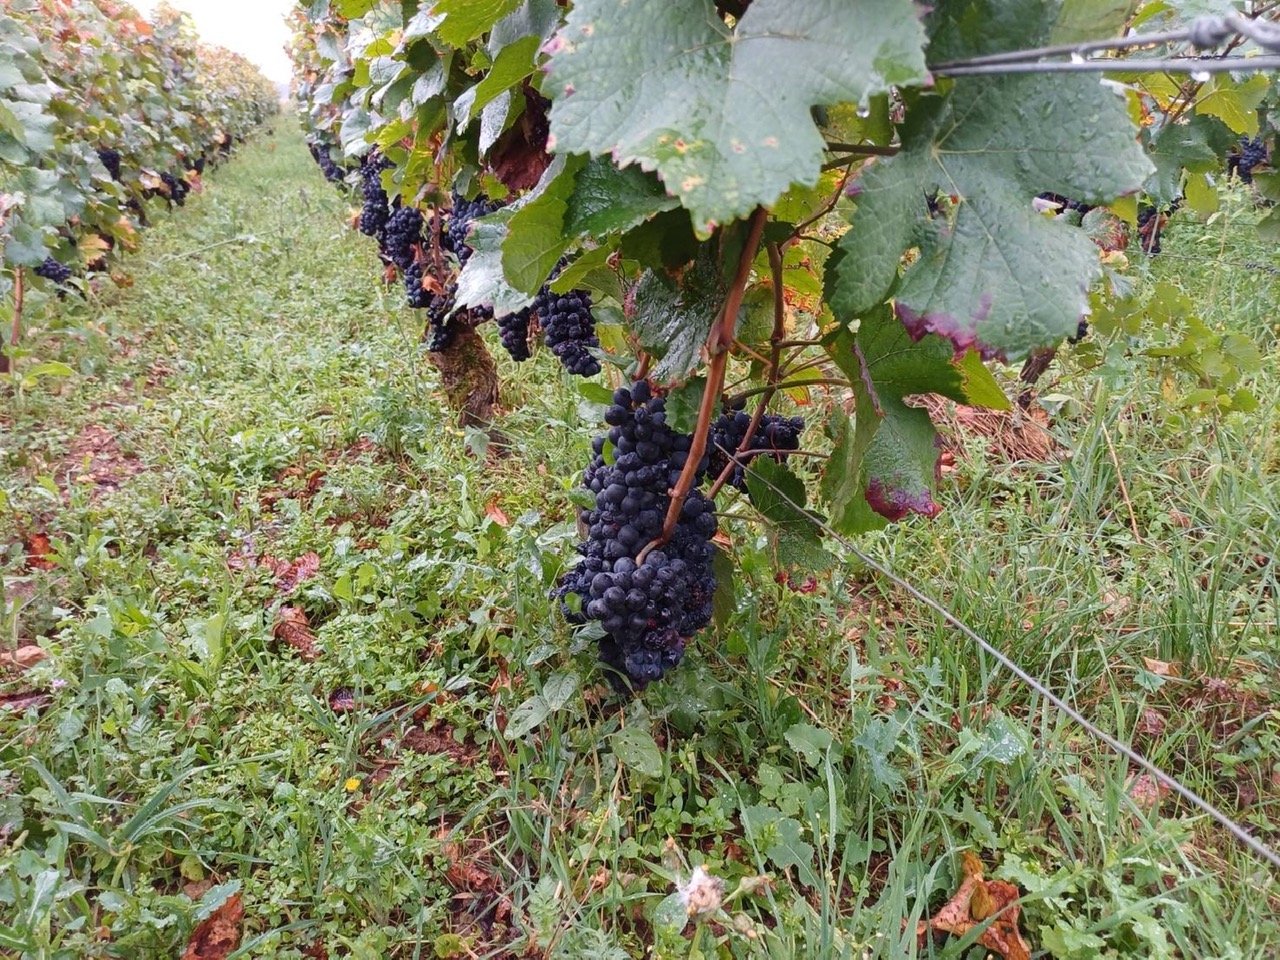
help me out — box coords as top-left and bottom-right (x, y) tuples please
(133, 0), (294, 85)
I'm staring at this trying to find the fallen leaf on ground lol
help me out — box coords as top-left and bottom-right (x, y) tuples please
(484, 500), (510, 527)
(25, 533), (56, 571)
(0, 691), (51, 712)
(916, 851), (1032, 960)
(181, 892), (243, 960)
(271, 552), (321, 594)
(328, 688), (356, 713)
(1127, 773), (1169, 813)
(1, 645), (48, 669)
(1142, 657), (1179, 678)
(273, 606), (319, 661)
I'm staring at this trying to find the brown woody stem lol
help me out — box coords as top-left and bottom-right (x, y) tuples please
(639, 207), (768, 560)
(708, 242), (787, 499)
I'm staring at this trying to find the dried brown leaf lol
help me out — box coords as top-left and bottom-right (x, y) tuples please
(181, 892), (243, 960)
(916, 852), (1032, 960)
(273, 606), (319, 661)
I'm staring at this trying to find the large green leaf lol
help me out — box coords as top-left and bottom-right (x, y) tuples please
(429, 0), (522, 48)
(630, 248), (724, 382)
(828, 78), (1149, 359)
(827, 0), (1151, 360)
(543, 0), (927, 234)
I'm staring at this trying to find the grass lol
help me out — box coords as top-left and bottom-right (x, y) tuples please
(1, 120), (1277, 959)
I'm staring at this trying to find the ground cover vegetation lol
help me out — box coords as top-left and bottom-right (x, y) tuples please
(1, 0), (1279, 957)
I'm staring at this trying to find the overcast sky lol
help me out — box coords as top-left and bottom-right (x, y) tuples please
(133, 0), (294, 85)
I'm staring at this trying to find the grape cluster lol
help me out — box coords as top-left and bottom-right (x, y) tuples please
(97, 148), (121, 181)
(404, 261), (431, 309)
(1230, 136), (1269, 183)
(382, 206), (423, 271)
(708, 408), (805, 489)
(160, 172), (189, 206)
(359, 153), (392, 238)
(534, 285), (601, 377)
(425, 286), (458, 352)
(557, 382), (719, 687)
(444, 191), (500, 264)
(309, 140), (346, 184)
(34, 256), (72, 286)
(496, 307), (533, 361)
(191, 154), (207, 175)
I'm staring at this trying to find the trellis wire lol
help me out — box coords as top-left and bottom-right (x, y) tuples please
(714, 439), (1280, 871)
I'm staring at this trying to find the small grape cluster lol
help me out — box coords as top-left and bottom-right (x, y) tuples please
(425, 286), (458, 352)
(160, 172), (189, 207)
(1230, 136), (1269, 184)
(359, 153), (392, 238)
(444, 191), (500, 264)
(309, 140), (346, 183)
(557, 382), (719, 687)
(382, 206), (423, 271)
(404, 261), (431, 309)
(708, 408), (805, 490)
(34, 256), (72, 286)
(97, 148), (122, 181)
(534, 285), (601, 376)
(496, 307), (533, 361)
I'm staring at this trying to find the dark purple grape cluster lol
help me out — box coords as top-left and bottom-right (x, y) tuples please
(34, 257), (72, 286)
(382, 206), (423, 270)
(359, 153), (392, 237)
(404, 262), (431, 309)
(97, 148), (122, 181)
(1230, 136), (1269, 183)
(191, 154), (207, 175)
(425, 286), (457, 352)
(496, 307), (533, 361)
(534, 286), (601, 376)
(444, 191), (501, 264)
(309, 140), (346, 183)
(160, 172), (189, 206)
(708, 408), (805, 490)
(557, 382), (719, 687)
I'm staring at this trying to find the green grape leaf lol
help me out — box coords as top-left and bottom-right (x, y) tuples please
(466, 34), (541, 120)
(829, 3), (1151, 361)
(821, 312), (1005, 531)
(630, 248), (724, 382)
(544, 0), (927, 235)
(746, 459), (834, 573)
(501, 154), (584, 295)
(1146, 120), (1220, 207)
(563, 157), (679, 238)
(456, 209), (537, 316)
(430, 0), (522, 48)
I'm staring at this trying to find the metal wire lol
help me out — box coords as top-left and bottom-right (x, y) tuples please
(933, 55), (1280, 77)
(929, 12), (1280, 72)
(715, 438), (1280, 871)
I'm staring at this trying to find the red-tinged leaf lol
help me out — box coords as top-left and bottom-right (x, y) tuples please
(181, 892), (243, 960)
(916, 852), (1032, 960)
(484, 500), (511, 527)
(275, 552), (321, 594)
(328, 687), (357, 713)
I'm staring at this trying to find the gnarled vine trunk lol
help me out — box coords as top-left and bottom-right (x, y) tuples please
(427, 323), (499, 430)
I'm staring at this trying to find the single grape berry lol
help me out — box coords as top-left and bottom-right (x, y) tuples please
(34, 256), (72, 286)
(708, 408), (805, 490)
(534, 285), (601, 377)
(496, 307), (533, 361)
(556, 382), (718, 688)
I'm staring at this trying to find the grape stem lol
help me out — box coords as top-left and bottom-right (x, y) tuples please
(2, 267), (23, 376)
(727, 376), (851, 405)
(708, 242), (788, 499)
(639, 206), (768, 561)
